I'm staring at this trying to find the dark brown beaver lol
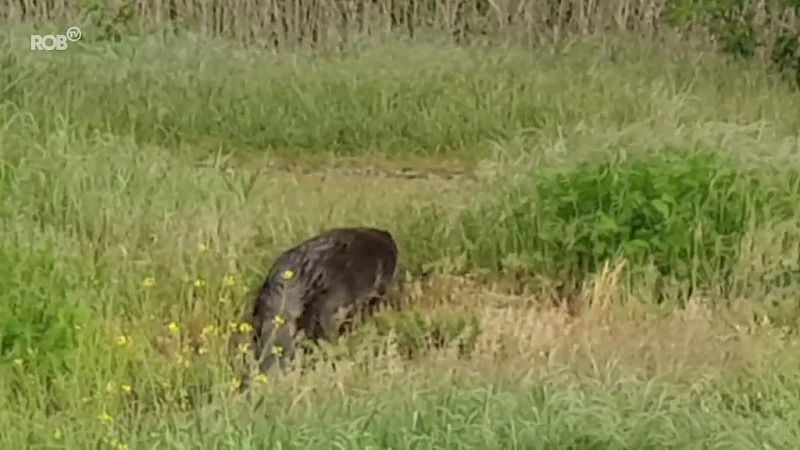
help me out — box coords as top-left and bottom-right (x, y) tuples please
(231, 226), (399, 384)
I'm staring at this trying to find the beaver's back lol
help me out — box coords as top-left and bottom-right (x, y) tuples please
(268, 227), (398, 295)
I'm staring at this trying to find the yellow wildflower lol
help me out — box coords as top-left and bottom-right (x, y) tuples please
(121, 384), (132, 394)
(237, 343), (251, 354)
(116, 335), (131, 347)
(271, 345), (283, 356)
(281, 269), (295, 280)
(98, 411), (113, 423)
(105, 382), (116, 393)
(223, 275), (236, 287)
(197, 243), (208, 253)
(228, 377), (241, 391)
(272, 315), (286, 327)
(117, 444), (130, 450)
(53, 429), (63, 439)
(254, 374), (268, 385)
(167, 322), (180, 335)
(12, 358), (23, 367)
(237, 322), (253, 333)
(142, 277), (156, 288)
(193, 278), (206, 288)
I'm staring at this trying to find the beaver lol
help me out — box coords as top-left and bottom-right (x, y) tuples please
(230, 226), (400, 385)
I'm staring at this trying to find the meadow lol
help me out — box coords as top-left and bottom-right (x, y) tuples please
(3, 9), (800, 449)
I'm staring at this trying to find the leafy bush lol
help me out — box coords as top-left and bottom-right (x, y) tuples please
(415, 150), (800, 295)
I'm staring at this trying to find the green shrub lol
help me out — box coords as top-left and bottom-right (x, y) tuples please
(415, 150), (800, 295)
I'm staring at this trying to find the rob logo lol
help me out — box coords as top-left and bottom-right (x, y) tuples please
(31, 27), (82, 51)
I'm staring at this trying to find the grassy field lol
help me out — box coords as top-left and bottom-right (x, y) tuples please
(3, 24), (800, 449)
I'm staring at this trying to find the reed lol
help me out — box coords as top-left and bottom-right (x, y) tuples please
(5, 0), (794, 50)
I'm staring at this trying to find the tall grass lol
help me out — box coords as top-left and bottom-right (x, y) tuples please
(3, 22), (800, 449)
(2, 31), (800, 163)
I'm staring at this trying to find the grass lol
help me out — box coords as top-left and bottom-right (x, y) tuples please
(3, 27), (800, 166)
(3, 25), (800, 448)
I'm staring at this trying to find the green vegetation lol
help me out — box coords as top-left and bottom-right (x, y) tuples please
(415, 151), (800, 298)
(3, 1), (800, 447)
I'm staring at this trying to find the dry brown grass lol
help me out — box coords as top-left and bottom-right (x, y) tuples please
(250, 259), (797, 396)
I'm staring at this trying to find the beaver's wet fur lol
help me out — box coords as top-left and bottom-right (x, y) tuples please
(231, 226), (400, 384)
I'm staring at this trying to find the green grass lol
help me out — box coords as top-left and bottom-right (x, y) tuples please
(4, 26), (800, 449)
(3, 27), (800, 165)
(11, 368), (800, 449)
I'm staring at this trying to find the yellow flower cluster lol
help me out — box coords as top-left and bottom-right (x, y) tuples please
(223, 275), (236, 287)
(142, 277), (156, 288)
(116, 335), (132, 347)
